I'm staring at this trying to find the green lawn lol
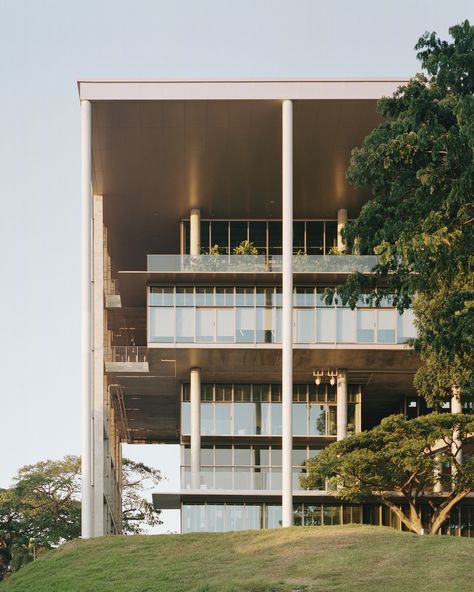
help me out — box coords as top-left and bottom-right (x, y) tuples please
(2, 525), (473, 592)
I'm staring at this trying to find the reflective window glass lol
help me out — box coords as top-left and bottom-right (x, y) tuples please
(337, 308), (356, 343)
(200, 446), (214, 465)
(176, 287), (194, 306)
(292, 448), (307, 466)
(310, 404), (327, 435)
(304, 504), (322, 526)
(256, 307), (273, 343)
(245, 505), (261, 530)
(271, 448), (282, 465)
(271, 403), (282, 435)
(215, 404), (231, 435)
(271, 469), (282, 490)
(234, 467), (252, 489)
(196, 287), (214, 306)
(234, 446), (252, 465)
(216, 287), (234, 306)
(236, 288), (255, 307)
(397, 309), (417, 342)
(201, 404), (214, 435)
(181, 402), (190, 434)
(292, 403), (307, 435)
(215, 446), (232, 465)
(149, 287), (173, 306)
(266, 505), (282, 528)
(234, 402), (256, 435)
(236, 308), (255, 342)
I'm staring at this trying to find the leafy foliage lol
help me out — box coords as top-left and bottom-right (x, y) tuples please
(331, 21), (474, 404)
(0, 456), (162, 579)
(302, 413), (474, 535)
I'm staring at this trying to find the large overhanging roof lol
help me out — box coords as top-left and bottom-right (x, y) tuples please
(79, 80), (408, 271)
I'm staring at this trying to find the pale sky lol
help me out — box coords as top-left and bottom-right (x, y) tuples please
(0, 0), (472, 533)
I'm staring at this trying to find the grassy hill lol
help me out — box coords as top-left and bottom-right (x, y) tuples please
(1, 525), (473, 592)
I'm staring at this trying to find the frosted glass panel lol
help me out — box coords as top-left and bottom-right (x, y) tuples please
(398, 309), (417, 342)
(151, 307), (174, 342)
(176, 307), (194, 342)
(216, 309), (234, 342)
(317, 308), (335, 343)
(357, 310), (375, 343)
(196, 308), (214, 341)
(377, 310), (396, 343)
(236, 308), (254, 342)
(296, 309), (315, 343)
(337, 308), (356, 343)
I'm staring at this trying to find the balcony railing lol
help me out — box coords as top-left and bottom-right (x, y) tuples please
(147, 255), (378, 274)
(107, 346), (148, 363)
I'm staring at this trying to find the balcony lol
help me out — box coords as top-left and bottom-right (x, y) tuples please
(147, 254), (378, 274)
(105, 345), (149, 373)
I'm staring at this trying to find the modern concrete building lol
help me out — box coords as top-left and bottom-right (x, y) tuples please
(79, 80), (473, 537)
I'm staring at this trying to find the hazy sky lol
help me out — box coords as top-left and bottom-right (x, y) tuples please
(0, 0), (472, 533)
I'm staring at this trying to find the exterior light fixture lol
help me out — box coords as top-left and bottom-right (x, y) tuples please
(329, 376), (336, 386)
(313, 370), (324, 386)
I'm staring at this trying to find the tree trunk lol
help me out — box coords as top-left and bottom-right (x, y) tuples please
(430, 491), (469, 535)
(382, 500), (422, 534)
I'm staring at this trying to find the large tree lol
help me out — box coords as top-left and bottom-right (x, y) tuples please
(0, 456), (162, 580)
(302, 413), (474, 535)
(333, 20), (474, 406)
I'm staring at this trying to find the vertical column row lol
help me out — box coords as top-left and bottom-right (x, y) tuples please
(191, 367), (202, 489)
(282, 99), (293, 527)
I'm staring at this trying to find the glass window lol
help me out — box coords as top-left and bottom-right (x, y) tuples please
(201, 404), (214, 435)
(236, 288), (255, 306)
(245, 505), (261, 530)
(249, 222), (267, 254)
(234, 402), (256, 435)
(256, 447), (270, 466)
(230, 221), (248, 251)
(196, 287), (214, 306)
(256, 307), (273, 343)
(377, 309), (396, 343)
(268, 221), (282, 256)
(201, 384), (214, 401)
(292, 448), (307, 466)
(183, 222), (190, 256)
(258, 402), (272, 435)
(183, 446), (191, 466)
(234, 446), (252, 465)
(149, 287), (173, 306)
(200, 221), (210, 253)
(216, 287), (234, 306)
(274, 308), (282, 343)
(234, 384), (251, 401)
(175, 287), (194, 306)
(196, 308), (214, 341)
(215, 468), (232, 489)
(272, 288), (282, 307)
(293, 222), (305, 254)
(256, 287), (273, 307)
(266, 505), (282, 528)
(357, 309), (375, 343)
(325, 222), (338, 253)
(181, 402), (190, 434)
(215, 404), (231, 435)
(271, 448), (282, 466)
(317, 308), (336, 343)
(234, 467), (251, 489)
(304, 504), (322, 526)
(215, 384), (232, 401)
(211, 221), (229, 253)
(176, 307), (194, 342)
(200, 446), (214, 465)
(215, 446), (232, 465)
(328, 406), (337, 435)
(310, 404), (327, 435)
(236, 308), (255, 342)
(323, 505), (341, 525)
(271, 403), (282, 435)
(294, 287), (314, 307)
(216, 309), (234, 342)
(295, 309), (315, 343)
(337, 308), (356, 343)
(150, 307), (174, 342)
(397, 309), (417, 342)
(306, 222), (324, 255)
(292, 403), (307, 435)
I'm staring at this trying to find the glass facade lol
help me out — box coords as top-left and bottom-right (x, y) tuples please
(181, 382), (360, 438)
(149, 286), (416, 345)
(182, 219), (342, 256)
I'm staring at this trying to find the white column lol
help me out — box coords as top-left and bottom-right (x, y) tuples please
(451, 387), (463, 466)
(190, 209), (201, 256)
(81, 99), (93, 539)
(337, 208), (348, 252)
(190, 368), (201, 489)
(337, 370), (348, 441)
(282, 99), (293, 527)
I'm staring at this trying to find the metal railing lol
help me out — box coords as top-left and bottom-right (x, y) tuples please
(107, 346), (147, 363)
(147, 254), (378, 274)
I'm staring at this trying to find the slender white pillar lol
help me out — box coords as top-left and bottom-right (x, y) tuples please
(81, 99), (93, 539)
(190, 368), (201, 489)
(337, 208), (348, 252)
(337, 370), (348, 441)
(451, 387), (463, 466)
(282, 99), (293, 527)
(190, 209), (201, 256)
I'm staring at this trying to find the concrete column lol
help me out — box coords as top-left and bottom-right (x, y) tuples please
(451, 387), (463, 466)
(282, 99), (293, 527)
(81, 99), (93, 539)
(190, 209), (201, 256)
(433, 460), (443, 493)
(337, 370), (348, 441)
(337, 208), (348, 252)
(190, 368), (201, 489)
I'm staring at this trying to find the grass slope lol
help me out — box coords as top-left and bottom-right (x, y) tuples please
(2, 526), (473, 592)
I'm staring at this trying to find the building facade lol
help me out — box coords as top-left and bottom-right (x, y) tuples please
(79, 80), (473, 537)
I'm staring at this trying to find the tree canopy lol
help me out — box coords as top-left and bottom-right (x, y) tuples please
(0, 456), (162, 580)
(333, 20), (474, 405)
(302, 413), (474, 535)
